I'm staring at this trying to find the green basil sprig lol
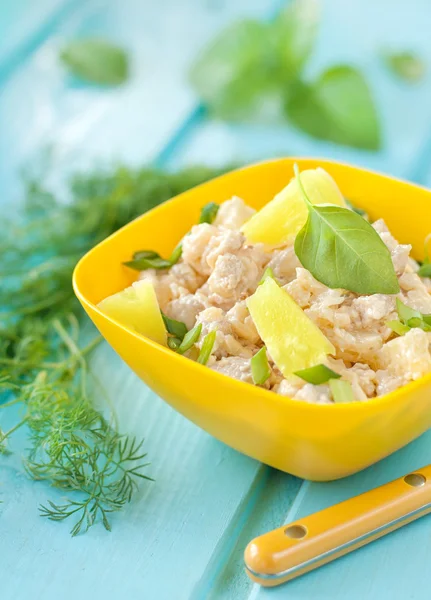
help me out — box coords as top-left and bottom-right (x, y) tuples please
(295, 364), (340, 385)
(294, 165), (400, 295)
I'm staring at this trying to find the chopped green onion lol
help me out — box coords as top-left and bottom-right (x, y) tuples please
(408, 317), (431, 332)
(169, 243), (183, 265)
(133, 250), (160, 260)
(162, 313), (188, 340)
(167, 337), (182, 350)
(396, 298), (421, 324)
(178, 323), (202, 354)
(199, 202), (219, 224)
(418, 263), (431, 278)
(329, 379), (355, 403)
(386, 320), (410, 336)
(294, 364), (340, 385)
(197, 330), (217, 365)
(258, 267), (275, 286)
(124, 256), (172, 270)
(423, 315), (431, 326)
(124, 243), (182, 271)
(251, 347), (271, 385)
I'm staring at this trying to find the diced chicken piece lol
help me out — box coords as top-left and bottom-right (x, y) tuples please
(372, 219), (411, 275)
(273, 377), (332, 404)
(284, 268), (329, 309)
(169, 262), (205, 293)
(375, 370), (404, 396)
(164, 292), (208, 330)
(399, 273), (431, 314)
(378, 328), (431, 383)
(267, 246), (301, 284)
(207, 253), (262, 309)
(210, 356), (256, 385)
(226, 301), (260, 345)
(350, 294), (396, 328)
(195, 307), (255, 358)
(214, 196), (256, 230)
(327, 358), (377, 400)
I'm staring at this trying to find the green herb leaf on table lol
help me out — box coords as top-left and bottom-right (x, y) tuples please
(285, 66), (381, 150)
(60, 38), (129, 86)
(383, 51), (426, 83)
(199, 202), (220, 224)
(329, 379), (355, 403)
(294, 165), (400, 295)
(251, 347), (271, 385)
(295, 364), (340, 385)
(197, 331), (217, 365)
(178, 324), (202, 355)
(272, 0), (320, 80)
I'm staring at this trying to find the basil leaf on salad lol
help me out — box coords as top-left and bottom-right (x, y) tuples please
(294, 165), (400, 295)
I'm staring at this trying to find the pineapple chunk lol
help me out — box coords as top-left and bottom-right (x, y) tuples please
(246, 278), (335, 377)
(98, 280), (167, 346)
(241, 168), (346, 247)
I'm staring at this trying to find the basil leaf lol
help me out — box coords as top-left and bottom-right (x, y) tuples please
(167, 337), (182, 350)
(418, 263), (431, 278)
(286, 66), (380, 150)
(162, 314), (188, 340)
(396, 298), (421, 324)
(383, 51), (426, 83)
(386, 320), (411, 336)
(272, 0), (320, 79)
(258, 267), (275, 286)
(251, 347), (271, 385)
(199, 202), (220, 224)
(178, 324), (202, 355)
(294, 166), (400, 295)
(329, 379), (355, 403)
(60, 38), (129, 86)
(189, 20), (276, 120)
(197, 331), (217, 365)
(295, 364), (340, 385)
(124, 256), (172, 270)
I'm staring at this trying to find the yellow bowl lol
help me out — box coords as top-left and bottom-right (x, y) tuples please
(73, 158), (431, 481)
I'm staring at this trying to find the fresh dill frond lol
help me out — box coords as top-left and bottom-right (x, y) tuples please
(0, 161), (232, 534)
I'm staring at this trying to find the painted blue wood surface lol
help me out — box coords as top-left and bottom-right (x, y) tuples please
(2, 1), (431, 599)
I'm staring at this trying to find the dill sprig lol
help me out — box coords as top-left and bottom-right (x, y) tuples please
(0, 162), (231, 534)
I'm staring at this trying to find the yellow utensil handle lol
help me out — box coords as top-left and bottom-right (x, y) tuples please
(245, 465), (431, 587)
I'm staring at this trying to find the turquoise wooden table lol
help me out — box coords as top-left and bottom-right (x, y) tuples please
(2, 1), (431, 598)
